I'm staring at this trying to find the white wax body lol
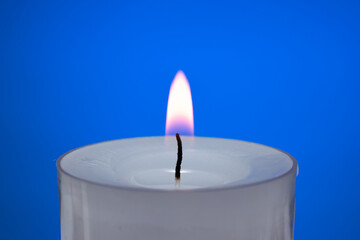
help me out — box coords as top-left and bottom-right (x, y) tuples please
(57, 137), (298, 240)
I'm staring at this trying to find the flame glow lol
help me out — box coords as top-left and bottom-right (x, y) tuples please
(166, 70), (194, 136)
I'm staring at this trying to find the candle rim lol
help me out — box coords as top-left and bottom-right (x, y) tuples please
(57, 136), (298, 193)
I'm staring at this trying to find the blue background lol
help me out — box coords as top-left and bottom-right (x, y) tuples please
(1, 0), (359, 239)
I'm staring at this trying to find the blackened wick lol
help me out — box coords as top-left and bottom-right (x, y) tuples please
(175, 133), (183, 180)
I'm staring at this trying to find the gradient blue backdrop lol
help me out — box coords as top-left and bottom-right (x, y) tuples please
(1, 0), (359, 239)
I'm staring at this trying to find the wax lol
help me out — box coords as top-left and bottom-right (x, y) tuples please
(57, 136), (298, 240)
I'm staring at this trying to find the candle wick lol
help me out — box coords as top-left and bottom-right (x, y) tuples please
(175, 133), (183, 180)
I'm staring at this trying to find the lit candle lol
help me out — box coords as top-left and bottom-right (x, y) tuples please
(57, 71), (298, 240)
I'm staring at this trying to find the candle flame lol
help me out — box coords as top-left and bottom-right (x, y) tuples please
(166, 70), (194, 136)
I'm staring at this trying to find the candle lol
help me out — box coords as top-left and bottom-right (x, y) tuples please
(57, 71), (298, 240)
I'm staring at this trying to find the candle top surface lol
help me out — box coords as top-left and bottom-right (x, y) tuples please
(58, 137), (296, 191)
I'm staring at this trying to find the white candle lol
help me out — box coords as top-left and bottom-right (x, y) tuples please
(57, 71), (298, 240)
(57, 137), (297, 240)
